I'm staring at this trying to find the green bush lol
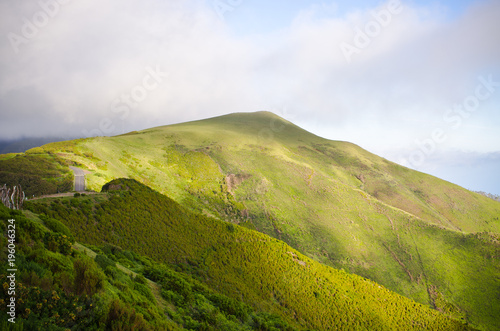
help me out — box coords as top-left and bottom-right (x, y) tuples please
(40, 215), (74, 243)
(106, 299), (150, 331)
(95, 254), (116, 270)
(43, 232), (73, 255)
(73, 256), (105, 296)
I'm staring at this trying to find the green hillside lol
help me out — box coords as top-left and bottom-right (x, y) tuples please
(22, 178), (473, 330)
(0, 201), (296, 330)
(2, 111), (500, 329)
(0, 152), (73, 197)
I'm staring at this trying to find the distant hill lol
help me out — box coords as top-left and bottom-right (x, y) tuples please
(2, 111), (500, 330)
(474, 191), (500, 202)
(0, 137), (74, 154)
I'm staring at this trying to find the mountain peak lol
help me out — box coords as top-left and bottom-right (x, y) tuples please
(200, 111), (288, 124)
(161, 110), (306, 143)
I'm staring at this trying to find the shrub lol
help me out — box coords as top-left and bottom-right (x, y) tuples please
(74, 256), (105, 296)
(95, 254), (116, 270)
(44, 232), (73, 255)
(106, 299), (150, 331)
(41, 215), (74, 242)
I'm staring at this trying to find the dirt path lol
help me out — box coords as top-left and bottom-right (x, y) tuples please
(29, 191), (99, 200)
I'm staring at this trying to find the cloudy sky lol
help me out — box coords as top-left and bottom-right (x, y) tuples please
(1, 0), (499, 194)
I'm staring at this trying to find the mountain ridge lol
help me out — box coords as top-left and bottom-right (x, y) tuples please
(2, 111), (500, 330)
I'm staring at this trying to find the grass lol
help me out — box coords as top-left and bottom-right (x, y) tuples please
(0, 153), (73, 196)
(24, 178), (474, 330)
(4, 111), (500, 330)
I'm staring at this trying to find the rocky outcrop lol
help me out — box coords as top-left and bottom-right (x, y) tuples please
(225, 173), (251, 194)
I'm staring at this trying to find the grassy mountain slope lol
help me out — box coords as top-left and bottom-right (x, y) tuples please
(0, 152), (73, 197)
(4, 111), (500, 329)
(1, 203), (298, 330)
(24, 178), (473, 330)
(36, 111), (500, 232)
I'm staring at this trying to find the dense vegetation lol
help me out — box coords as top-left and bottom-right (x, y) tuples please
(24, 178), (475, 330)
(0, 153), (73, 197)
(0, 203), (296, 330)
(3, 112), (500, 329)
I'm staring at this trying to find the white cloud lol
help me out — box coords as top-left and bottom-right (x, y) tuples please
(0, 0), (499, 153)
